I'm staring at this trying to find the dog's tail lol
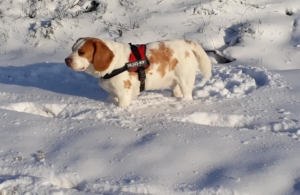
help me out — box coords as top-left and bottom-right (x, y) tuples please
(188, 41), (212, 79)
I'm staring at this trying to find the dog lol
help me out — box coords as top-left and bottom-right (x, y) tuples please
(65, 37), (212, 107)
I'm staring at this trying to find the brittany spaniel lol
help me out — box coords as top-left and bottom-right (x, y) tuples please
(65, 38), (212, 107)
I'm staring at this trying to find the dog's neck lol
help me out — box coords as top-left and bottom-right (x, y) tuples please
(85, 40), (131, 78)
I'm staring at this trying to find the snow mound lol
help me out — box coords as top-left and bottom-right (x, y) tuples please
(257, 119), (300, 136)
(0, 102), (67, 118)
(194, 64), (285, 99)
(0, 101), (142, 129)
(0, 174), (82, 195)
(0, 159), (84, 194)
(182, 112), (255, 128)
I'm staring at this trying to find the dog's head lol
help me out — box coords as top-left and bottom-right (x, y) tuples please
(65, 37), (114, 72)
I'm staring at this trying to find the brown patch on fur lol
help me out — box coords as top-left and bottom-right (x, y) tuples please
(185, 51), (190, 58)
(185, 40), (197, 48)
(123, 80), (132, 89)
(145, 64), (154, 73)
(149, 42), (178, 77)
(80, 38), (114, 72)
(185, 40), (193, 45)
(184, 40), (195, 45)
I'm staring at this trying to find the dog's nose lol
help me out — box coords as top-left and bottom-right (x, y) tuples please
(65, 58), (72, 67)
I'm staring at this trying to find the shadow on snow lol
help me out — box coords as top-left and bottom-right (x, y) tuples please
(0, 62), (108, 100)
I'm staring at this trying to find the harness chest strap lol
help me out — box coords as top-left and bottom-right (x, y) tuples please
(128, 43), (148, 92)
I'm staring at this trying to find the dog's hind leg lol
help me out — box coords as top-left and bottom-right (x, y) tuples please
(177, 77), (195, 100)
(180, 86), (193, 100)
(171, 84), (183, 98)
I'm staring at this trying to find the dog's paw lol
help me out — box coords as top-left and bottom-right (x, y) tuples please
(182, 96), (193, 100)
(118, 97), (132, 107)
(107, 95), (118, 103)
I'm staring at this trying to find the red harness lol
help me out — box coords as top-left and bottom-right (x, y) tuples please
(102, 44), (150, 92)
(127, 45), (150, 72)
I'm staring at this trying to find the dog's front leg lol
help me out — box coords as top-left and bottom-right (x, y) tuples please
(117, 92), (132, 107)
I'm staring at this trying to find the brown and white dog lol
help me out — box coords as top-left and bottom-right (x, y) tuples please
(65, 38), (212, 107)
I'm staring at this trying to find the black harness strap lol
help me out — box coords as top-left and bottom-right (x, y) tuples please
(129, 44), (146, 92)
(102, 66), (127, 79)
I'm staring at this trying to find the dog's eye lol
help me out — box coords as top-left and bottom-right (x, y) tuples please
(78, 50), (85, 55)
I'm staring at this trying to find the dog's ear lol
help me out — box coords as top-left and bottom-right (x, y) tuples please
(76, 37), (85, 42)
(92, 40), (114, 72)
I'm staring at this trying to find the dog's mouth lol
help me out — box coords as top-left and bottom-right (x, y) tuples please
(74, 67), (86, 71)
(67, 64), (86, 71)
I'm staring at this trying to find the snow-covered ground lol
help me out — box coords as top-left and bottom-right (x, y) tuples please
(0, 0), (300, 194)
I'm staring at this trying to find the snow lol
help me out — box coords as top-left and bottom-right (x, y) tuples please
(0, 0), (300, 194)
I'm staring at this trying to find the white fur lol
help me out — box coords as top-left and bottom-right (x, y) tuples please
(66, 39), (212, 107)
